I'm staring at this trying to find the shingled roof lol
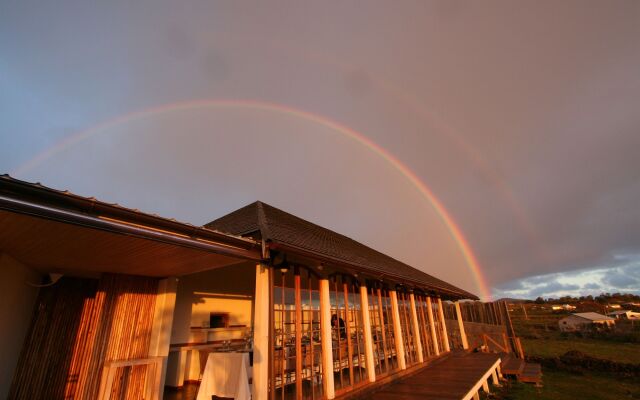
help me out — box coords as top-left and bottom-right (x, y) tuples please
(206, 201), (478, 300)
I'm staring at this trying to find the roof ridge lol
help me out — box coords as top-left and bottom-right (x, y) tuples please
(255, 201), (272, 240)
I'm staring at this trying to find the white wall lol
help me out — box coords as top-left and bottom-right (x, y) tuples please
(0, 253), (41, 398)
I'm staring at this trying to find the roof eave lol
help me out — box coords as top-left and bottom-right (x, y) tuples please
(0, 175), (262, 261)
(268, 240), (478, 300)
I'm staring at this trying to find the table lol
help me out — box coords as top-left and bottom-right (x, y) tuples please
(196, 352), (251, 400)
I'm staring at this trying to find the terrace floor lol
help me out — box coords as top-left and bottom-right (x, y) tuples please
(165, 351), (503, 400)
(361, 351), (502, 400)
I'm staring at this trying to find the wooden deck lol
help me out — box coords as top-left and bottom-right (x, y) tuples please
(362, 351), (502, 400)
(500, 353), (542, 385)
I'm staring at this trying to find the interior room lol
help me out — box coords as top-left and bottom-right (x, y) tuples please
(165, 261), (257, 399)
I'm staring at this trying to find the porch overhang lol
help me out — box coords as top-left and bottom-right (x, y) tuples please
(0, 175), (262, 277)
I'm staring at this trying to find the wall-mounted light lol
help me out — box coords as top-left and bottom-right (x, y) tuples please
(279, 262), (290, 274)
(27, 272), (64, 288)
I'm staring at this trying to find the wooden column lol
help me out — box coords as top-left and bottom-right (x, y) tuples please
(408, 293), (424, 363)
(389, 290), (406, 370)
(436, 298), (451, 352)
(359, 286), (376, 382)
(253, 264), (270, 400)
(426, 297), (440, 355)
(294, 272), (303, 399)
(454, 301), (469, 350)
(319, 279), (335, 399)
(148, 277), (178, 398)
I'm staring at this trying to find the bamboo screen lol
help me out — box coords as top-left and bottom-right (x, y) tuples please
(431, 299), (447, 353)
(271, 268), (323, 400)
(330, 276), (366, 394)
(367, 287), (398, 377)
(9, 274), (158, 400)
(414, 295), (435, 360)
(396, 292), (418, 366)
(453, 301), (505, 326)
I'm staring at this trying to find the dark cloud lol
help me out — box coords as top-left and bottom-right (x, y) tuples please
(529, 283), (581, 299)
(493, 260), (640, 300)
(1, 1), (640, 299)
(602, 264), (640, 289)
(583, 283), (601, 290)
(496, 280), (525, 291)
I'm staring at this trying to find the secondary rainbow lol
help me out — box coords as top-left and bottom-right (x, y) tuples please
(11, 99), (493, 300)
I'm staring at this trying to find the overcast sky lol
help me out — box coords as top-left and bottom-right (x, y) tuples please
(2, 1), (639, 300)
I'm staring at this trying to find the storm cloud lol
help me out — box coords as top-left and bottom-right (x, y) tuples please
(494, 258), (640, 299)
(1, 1), (640, 299)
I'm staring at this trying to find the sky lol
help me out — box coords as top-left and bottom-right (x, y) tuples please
(1, 1), (640, 300)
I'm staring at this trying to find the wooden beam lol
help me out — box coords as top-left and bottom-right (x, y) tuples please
(455, 301), (470, 350)
(408, 294), (424, 363)
(437, 298), (451, 352)
(359, 286), (376, 382)
(253, 264), (270, 400)
(426, 297), (439, 356)
(389, 290), (406, 370)
(320, 279), (335, 399)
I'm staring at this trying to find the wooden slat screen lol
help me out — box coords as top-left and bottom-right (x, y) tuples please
(9, 274), (158, 400)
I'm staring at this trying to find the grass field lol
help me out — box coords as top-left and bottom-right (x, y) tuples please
(521, 336), (640, 364)
(508, 304), (640, 363)
(495, 304), (640, 399)
(491, 369), (640, 400)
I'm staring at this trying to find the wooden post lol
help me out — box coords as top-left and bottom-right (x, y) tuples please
(148, 277), (178, 397)
(389, 290), (407, 370)
(482, 379), (490, 393)
(294, 272), (303, 399)
(342, 283), (355, 387)
(253, 264), (270, 400)
(516, 337), (525, 359)
(320, 279), (335, 399)
(502, 301), (518, 354)
(521, 303), (529, 320)
(426, 297), (439, 355)
(360, 286), (376, 382)
(454, 301), (469, 350)
(491, 368), (500, 386)
(437, 298), (451, 352)
(409, 293), (424, 363)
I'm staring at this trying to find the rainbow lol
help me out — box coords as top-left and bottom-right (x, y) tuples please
(11, 99), (493, 300)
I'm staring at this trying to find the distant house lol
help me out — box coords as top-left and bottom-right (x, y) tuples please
(551, 304), (576, 312)
(558, 312), (615, 332)
(607, 310), (640, 320)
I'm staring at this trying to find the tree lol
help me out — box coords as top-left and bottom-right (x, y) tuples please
(535, 296), (545, 304)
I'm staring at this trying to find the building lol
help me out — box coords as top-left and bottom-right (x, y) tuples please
(1, 175), (510, 400)
(558, 312), (615, 332)
(551, 304), (576, 312)
(607, 310), (640, 320)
